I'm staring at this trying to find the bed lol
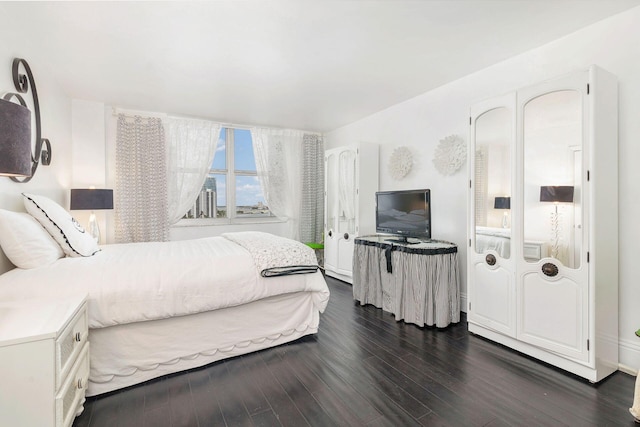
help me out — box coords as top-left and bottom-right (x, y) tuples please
(475, 226), (511, 258)
(0, 205), (330, 396)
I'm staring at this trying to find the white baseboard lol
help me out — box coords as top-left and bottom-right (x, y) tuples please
(620, 337), (640, 375)
(619, 364), (638, 376)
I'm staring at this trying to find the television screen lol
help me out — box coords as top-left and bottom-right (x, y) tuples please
(376, 189), (431, 243)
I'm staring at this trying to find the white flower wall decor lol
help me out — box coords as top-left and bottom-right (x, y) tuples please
(388, 146), (413, 180)
(433, 134), (466, 176)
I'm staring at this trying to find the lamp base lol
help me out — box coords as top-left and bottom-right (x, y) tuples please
(502, 212), (509, 229)
(549, 205), (561, 259)
(88, 212), (100, 244)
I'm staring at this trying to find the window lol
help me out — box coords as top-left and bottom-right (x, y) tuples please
(184, 128), (272, 221)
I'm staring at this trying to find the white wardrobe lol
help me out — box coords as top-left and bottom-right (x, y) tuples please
(324, 143), (378, 284)
(467, 66), (618, 382)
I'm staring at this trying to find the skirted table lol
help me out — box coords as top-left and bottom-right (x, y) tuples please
(352, 235), (460, 328)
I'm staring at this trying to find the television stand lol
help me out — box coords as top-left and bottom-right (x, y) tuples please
(352, 235), (460, 328)
(384, 236), (423, 245)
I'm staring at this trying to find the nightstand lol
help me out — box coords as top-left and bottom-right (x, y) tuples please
(523, 240), (547, 261)
(0, 294), (90, 427)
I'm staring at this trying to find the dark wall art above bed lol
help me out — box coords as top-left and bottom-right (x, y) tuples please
(0, 58), (52, 183)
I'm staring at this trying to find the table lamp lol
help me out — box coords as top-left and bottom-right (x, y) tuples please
(494, 196), (511, 228)
(70, 189), (114, 243)
(539, 185), (574, 259)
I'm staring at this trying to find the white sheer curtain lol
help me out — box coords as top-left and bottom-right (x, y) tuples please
(166, 118), (221, 224)
(251, 128), (303, 240)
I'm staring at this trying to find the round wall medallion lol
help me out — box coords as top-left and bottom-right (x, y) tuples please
(388, 146), (413, 180)
(433, 134), (466, 176)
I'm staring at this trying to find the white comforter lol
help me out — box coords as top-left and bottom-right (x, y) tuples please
(0, 236), (330, 328)
(475, 226), (511, 258)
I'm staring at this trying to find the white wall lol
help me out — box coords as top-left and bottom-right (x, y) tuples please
(169, 221), (289, 241)
(325, 6), (640, 370)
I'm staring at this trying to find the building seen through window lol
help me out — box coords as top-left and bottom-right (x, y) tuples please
(184, 128), (271, 220)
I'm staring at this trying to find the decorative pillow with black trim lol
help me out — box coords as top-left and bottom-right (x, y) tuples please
(23, 193), (100, 257)
(0, 209), (65, 268)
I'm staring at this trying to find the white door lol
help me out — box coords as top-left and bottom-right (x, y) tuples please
(468, 93), (517, 337)
(324, 148), (357, 279)
(324, 151), (339, 274)
(517, 71), (589, 362)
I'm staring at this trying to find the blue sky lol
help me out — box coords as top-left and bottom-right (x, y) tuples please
(211, 128), (266, 207)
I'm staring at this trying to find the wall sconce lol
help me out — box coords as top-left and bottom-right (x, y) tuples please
(0, 98), (31, 177)
(540, 185), (574, 259)
(70, 189), (114, 243)
(0, 58), (51, 183)
(493, 196), (511, 229)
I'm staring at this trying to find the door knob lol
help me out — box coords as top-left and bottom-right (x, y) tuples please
(542, 262), (559, 277)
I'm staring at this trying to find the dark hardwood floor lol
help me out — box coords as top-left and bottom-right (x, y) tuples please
(73, 276), (637, 426)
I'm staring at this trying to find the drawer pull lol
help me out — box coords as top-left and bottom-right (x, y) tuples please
(77, 378), (83, 389)
(75, 332), (82, 342)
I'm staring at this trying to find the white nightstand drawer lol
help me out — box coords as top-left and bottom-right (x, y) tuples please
(56, 302), (88, 391)
(0, 295), (88, 427)
(523, 240), (546, 261)
(56, 342), (90, 427)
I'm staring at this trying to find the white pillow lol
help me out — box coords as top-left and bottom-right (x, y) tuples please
(0, 209), (65, 269)
(23, 193), (100, 257)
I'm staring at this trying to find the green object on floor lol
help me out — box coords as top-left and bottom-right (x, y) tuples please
(304, 242), (324, 269)
(636, 329), (640, 338)
(305, 242), (324, 250)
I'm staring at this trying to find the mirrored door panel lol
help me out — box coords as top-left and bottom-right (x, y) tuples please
(325, 152), (338, 234)
(474, 106), (512, 259)
(338, 149), (356, 234)
(468, 92), (516, 337)
(523, 90), (582, 268)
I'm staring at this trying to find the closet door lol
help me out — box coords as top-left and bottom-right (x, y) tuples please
(324, 150), (339, 274)
(324, 147), (357, 280)
(468, 93), (517, 336)
(335, 149), (357, 275)
(517, 71), (589, 361)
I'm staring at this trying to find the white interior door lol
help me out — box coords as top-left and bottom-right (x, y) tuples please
(324, 151), (338, 273)
(468, 93), (517, 337)
(517, 71), (589, 362)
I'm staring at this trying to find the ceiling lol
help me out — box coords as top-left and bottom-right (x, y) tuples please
(2, 1), (638, 132)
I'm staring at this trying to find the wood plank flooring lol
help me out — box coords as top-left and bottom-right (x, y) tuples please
(73, 276), (637, 426)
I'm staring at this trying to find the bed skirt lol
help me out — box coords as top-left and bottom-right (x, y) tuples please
(87, 291), (319, 396)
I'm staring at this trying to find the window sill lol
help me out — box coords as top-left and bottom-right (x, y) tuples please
(172, 217), (285, 228)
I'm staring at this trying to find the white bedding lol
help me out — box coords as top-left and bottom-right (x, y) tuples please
(88, 290), (320, 395)
(0, 236), (330, 329)
(475, 226), (511, 258)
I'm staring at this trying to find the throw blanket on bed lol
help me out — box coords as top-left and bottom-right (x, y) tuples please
(222, 231), (318, 277)
(0, 235), (329, 329)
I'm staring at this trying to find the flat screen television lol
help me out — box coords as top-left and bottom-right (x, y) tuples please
(375, 189), (431, 244)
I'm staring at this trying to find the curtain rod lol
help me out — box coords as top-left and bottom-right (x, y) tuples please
(110, 106), (322, 136)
